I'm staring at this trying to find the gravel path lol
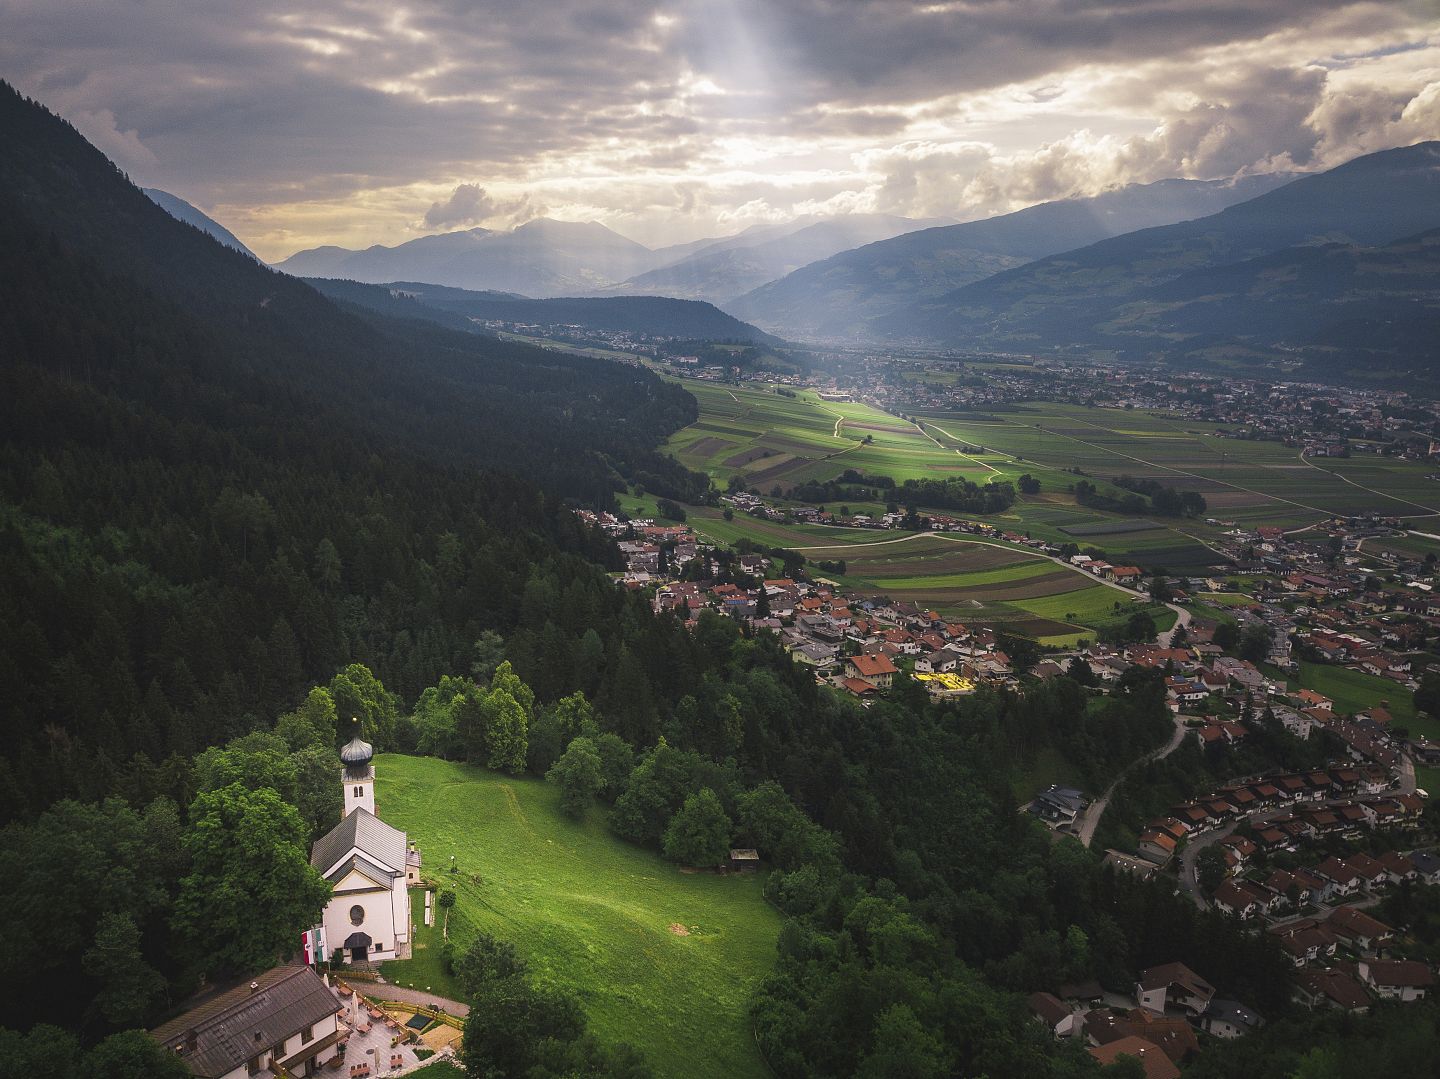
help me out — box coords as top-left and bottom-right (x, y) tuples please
(1077, 711), (1189, 848)
(354, 981), (470, 1017)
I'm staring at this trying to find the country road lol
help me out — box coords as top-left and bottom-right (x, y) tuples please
(1077, 710), (1190, 848)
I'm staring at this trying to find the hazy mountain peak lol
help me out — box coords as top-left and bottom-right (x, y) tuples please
(142, 188), (258, 260)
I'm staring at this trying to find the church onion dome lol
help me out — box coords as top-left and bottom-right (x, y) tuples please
(340, 733), (374, 767)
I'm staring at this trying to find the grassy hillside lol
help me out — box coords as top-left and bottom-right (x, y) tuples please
(374, 755), (779, 1079)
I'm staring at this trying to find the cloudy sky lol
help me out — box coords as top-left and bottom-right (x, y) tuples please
(4, 0), (1438, 261)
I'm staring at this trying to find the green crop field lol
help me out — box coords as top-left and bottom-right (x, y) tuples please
(786, 531), (1152, 644)
(375, 755), (779, 1079)
(664, 381), (1228, 572)
(911, 403), (1440, 525)
(666, 380), (996, 489)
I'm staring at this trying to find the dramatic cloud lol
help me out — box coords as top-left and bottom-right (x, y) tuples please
(2, 0), (1436, 258)
(422, 184), (534, 229)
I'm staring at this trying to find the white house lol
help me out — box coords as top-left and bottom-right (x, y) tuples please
(309, 734), (413, 964)
(1358, 960), (1435, 1002)
(150, 964), (343, 1078)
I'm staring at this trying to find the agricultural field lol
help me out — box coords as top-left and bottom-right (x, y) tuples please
(375, 755), (779, 1079)
(910, 402), (1440, 526)
(657, 382), (1225, 641)
(1362, 530), (1440, 563)
(792, 532), (1161, 645)
(1292, 662), (1422, 732)
(667, 380), (996, 489)
(663, 382), (1237, 567)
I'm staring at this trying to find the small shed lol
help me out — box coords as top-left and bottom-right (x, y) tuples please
(728, 848), (760, 873)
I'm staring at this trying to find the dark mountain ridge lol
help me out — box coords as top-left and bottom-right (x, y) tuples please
(0, 79), (707, 816)
(310, 279), (781, 344)
(143, 188), (259, 260)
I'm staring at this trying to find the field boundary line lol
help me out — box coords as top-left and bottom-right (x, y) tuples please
(915, 420), (1003, 474)
(1297, 450), (1440, 516)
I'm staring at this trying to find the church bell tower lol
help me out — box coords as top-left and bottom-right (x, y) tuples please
(340, 720), (375, 817)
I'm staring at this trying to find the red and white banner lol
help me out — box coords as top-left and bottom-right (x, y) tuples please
(302, 927), (327, 965)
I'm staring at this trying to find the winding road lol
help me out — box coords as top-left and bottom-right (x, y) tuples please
(1076, 710), (1191, 848)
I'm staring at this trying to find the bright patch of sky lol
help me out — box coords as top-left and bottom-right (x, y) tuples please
(3, 0), (1437, 260)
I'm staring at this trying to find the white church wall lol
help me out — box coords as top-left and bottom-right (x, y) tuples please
(324, 886), (403, 961)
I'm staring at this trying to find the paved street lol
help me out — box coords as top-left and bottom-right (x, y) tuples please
(1176, 759), (1418, 909)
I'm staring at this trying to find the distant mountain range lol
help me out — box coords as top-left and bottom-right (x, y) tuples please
(147, 126), (1440, 382)
(307, 278), (780, 345)
(603, 214), (953, 305)
(143, 188), (259, 260)
(884, 141), (1440, 371)
(274, 218), (659, 298)
(727, 174), (1294, 339)
(275, 213), (947, 302)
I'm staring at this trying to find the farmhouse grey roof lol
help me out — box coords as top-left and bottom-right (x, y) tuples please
(310, 808), (405, 875)
(1204, 1000), (1263, 1029)
(150, 965), (339, 1078)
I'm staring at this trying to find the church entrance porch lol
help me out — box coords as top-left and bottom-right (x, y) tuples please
(344, 931), (372, 963)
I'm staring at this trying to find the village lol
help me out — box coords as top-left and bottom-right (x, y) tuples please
(574, 467), (1440, 1059)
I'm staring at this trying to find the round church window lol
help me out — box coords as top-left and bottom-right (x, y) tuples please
(350, 905), (365, 926)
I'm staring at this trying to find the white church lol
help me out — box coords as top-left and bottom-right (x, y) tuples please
(309, 728), (418, 964)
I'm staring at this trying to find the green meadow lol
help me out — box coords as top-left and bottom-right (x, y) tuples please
(375, 755), (779, 1079)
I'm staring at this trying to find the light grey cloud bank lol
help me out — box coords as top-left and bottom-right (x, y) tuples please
(3, 0), (1436, 259)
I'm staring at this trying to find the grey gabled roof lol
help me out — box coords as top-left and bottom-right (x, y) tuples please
(150, 965), (339, 1078)
(326, 853), (396, 890)
(309, 808), (405, 876)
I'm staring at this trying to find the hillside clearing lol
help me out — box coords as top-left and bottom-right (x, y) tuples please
(375, 755), (779, 1079)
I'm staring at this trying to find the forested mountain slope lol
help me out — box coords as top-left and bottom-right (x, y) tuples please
(729, 174), (1293, 338)
(309, 278), (781, 343)
(890, 141), (1440, 352)
(0, 80), (703, 814)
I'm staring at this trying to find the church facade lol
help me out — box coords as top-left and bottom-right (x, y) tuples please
(309, 733), (413, 964)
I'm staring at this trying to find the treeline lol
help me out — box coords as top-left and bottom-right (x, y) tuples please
(1073, 477), (1206, 518)
(789, 470), (1016, 515)
(900, 476), (1016, 514)
(789, 469), (897, 504)
(1114, 475), (1208, 517)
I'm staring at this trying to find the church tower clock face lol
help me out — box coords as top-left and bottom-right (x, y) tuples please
(350, 905), (365, 926)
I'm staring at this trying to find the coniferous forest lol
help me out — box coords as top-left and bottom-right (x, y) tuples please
(4, 80), (1440, 1078)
